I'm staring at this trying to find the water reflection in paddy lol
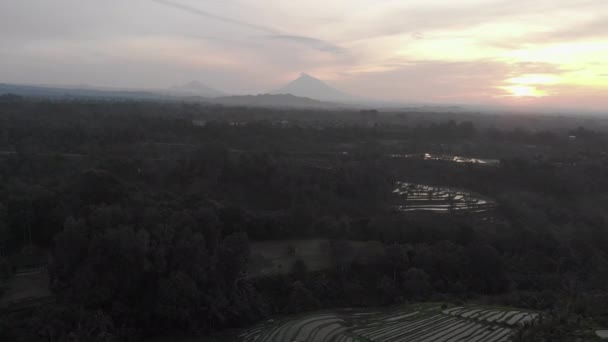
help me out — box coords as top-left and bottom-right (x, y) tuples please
(393, 182), (495, 214)
(389, 153), (499, 166)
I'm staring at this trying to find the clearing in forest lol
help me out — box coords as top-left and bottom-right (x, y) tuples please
(248, 239), (384, 277)
(0, 267), (52, 313)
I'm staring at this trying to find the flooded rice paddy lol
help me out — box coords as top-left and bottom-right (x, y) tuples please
(389, 153), (499, 166)
(393, 182), (496, 214)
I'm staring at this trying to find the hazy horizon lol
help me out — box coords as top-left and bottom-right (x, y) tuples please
(1, 0), (607, 110)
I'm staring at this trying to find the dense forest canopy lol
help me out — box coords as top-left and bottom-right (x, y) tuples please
(1, 99), (608, 341)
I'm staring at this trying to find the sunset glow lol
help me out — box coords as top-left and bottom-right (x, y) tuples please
(0, 0), (607, 110)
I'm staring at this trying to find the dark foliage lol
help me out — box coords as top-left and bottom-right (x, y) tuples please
(1, 100), (608, 340)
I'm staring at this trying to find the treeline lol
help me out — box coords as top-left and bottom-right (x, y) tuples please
(5, 101), (607, 157)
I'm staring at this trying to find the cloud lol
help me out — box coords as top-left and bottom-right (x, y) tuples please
(339, 60), (505, 102)
(373, 58), (566, 76)
(185, 34), (261, 49)
(336, 59), (569, 103)
(503, 61), (569, 75)
(510, 17), (608, 45)
(342, 0), (608, 42)
(258, 35), (346, 54)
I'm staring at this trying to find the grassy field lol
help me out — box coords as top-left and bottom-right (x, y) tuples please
(0, 268), (52, 310)
(237, 303), (539, 342)
(249, 239), (331, 276)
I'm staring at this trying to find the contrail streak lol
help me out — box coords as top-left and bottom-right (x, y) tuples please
(151, 0), (279, 34)
(151, 0), (346, 55)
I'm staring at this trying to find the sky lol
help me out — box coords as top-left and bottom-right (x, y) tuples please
(0, 0), (607, 110)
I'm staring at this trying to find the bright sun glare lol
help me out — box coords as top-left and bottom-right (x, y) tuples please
(502, 85), (547, 97)
(499, 74), (556, 98)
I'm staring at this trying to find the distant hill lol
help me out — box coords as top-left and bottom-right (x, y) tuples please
(0, 83), (350, 109)
(0, 83), (166, 100)
(169, 81), (225, 98)
(273, 73), (357, 103)
(0, 93), (23, 102)
(0, 81), (360, 109)
(209, 93), (343, 109)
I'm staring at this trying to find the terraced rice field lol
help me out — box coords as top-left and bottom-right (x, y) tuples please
(394, 182), (496, 214)
(238, 304), (538, 342)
